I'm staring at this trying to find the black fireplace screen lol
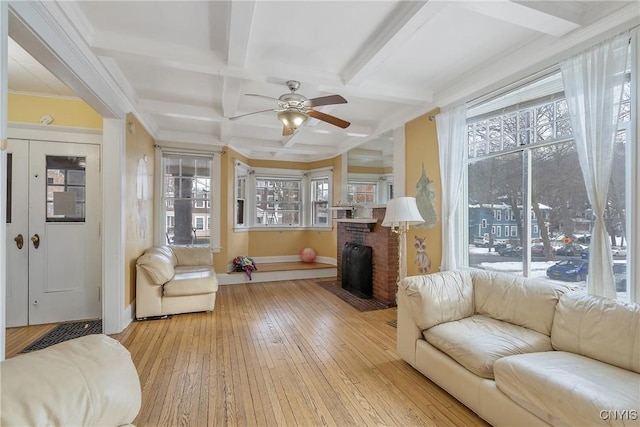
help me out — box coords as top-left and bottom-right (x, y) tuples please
(341, 242), (373, 298)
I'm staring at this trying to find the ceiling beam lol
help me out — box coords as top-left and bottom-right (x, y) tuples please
(221, 77), (243, 118)
(137, 99), (223, 122)
(343, 1), (444, 86)
(89, 29), (429, 105)
(221, 1), (256, 119)
(459, 0), (582, 37)
(226, 0), (256, 67)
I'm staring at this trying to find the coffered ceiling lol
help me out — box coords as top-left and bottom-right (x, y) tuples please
(7, 1), (638, 163)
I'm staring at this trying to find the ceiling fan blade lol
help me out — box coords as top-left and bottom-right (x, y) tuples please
(228, 109), (275, 121)
(245, 93), (280, 101)
(308, 110), (351, 129)
(307, 94), (347, 107)
(283, 126), (294, 136)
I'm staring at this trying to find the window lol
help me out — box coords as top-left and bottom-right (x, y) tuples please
(233, 166), (332, 229)
(235, 162), (249, 227)
(194, 216), (203, 230)
(311, 176), (329, 226)
(255, 177), (301, 226)
(347, 182), (377, 205)
(160, 154), (214, 246)
(465, 66), (633, 301)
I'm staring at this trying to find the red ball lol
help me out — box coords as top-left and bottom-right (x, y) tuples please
(300, 247), (316, 263)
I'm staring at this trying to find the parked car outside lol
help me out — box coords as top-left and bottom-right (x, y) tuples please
(613, 263), (627, 292)
(546, 259), (589, 282)
(555, 244), (585, 257)
(498, 245), (522, 257)
(473, 236), (489, 247)
(531, 244), (554, 257)
(611, 246), (627, 257)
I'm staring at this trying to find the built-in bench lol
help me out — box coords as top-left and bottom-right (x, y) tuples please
(219, 257), (336, 285)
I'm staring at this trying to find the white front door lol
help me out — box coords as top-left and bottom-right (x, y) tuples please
(5, 139), (101, 326)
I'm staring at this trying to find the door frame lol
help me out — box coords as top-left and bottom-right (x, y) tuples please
(5, 125), (125, 329)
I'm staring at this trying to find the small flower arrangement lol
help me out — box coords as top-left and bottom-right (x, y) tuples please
(233, 256), (257, 280)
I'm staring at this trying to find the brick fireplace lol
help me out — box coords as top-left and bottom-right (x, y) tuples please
(335, 206), (398, 306)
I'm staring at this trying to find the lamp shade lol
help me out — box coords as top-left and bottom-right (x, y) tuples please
(277, 110), (308, 129)
(382, 197), (425, 228)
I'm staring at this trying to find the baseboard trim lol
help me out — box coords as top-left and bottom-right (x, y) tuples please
(122, 300), (135, 330)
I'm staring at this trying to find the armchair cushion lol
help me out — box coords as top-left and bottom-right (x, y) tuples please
(171, 246), (213, 266)
(164, 266), (218, 297)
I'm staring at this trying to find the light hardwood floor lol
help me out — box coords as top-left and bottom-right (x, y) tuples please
(6, 279), (488, 427)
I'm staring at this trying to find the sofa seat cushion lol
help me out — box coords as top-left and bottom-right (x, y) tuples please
(494, 351), (640, 427)
(423, 314), (552, 379)
(163, 267), (218, 297)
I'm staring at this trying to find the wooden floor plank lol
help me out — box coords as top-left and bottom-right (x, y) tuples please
(5, 279), (489, 427)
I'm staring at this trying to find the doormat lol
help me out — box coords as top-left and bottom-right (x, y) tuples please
(20, 320), (102, 354)
(315, 281), (391, 312)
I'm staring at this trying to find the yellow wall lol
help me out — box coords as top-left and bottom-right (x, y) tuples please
(124, 114), (155, 306)
(218, 148), (248, 272)
(405, 109), (442, 276)
(8, 93), (103, 128)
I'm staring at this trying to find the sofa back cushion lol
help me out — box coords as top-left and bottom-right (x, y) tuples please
(137, 248), (176, 285)
(399, 270), (474, 330)
(472, 271), (569, 336)
(171, 246), (213, 266)
(551, 292), (640, 373)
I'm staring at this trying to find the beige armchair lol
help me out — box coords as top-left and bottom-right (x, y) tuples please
(135, 246), (218, 319)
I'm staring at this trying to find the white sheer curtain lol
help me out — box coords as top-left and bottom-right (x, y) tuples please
(560, 33), (628, 298)
(436, 104), (467, 271)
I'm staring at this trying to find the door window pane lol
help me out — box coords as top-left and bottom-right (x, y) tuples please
(46, 156), (86, 222)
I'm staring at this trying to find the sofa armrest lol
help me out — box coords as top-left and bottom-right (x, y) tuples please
(397, 284), (423, 367)
(136, 265), (164, 319)
(0, 335), (141, 427)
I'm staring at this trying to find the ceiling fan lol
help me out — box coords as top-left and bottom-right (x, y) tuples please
(229, 80), (351, 136)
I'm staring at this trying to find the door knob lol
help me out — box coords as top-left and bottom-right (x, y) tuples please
(14, 234), (24, 250)
(31, 234), (40, 249)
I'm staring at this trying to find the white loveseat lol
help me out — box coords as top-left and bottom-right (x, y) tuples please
(136, 246), (218, 319)
(0, 334), (141, 426)
(397, 270), (640, 427)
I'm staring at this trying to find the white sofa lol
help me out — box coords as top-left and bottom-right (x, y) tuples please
(136, 246), (218, 319)
(397, 270), (640, 427)
(0, 334), (141, 426)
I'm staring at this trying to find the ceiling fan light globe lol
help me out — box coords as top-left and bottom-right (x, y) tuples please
(278, 110), (308, 130)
